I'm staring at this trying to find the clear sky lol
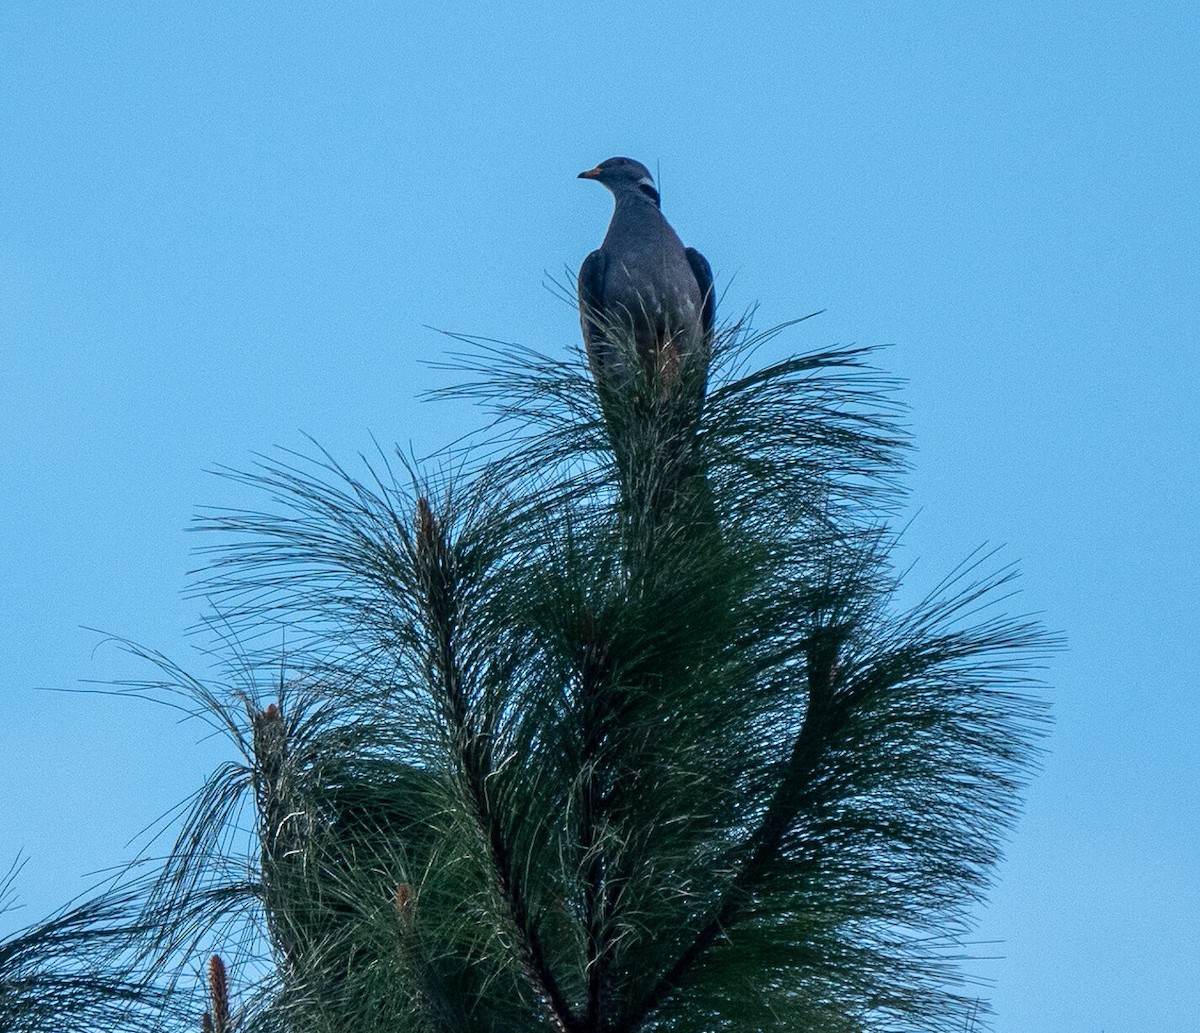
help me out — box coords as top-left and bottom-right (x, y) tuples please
(1, 3), (1196, 1030)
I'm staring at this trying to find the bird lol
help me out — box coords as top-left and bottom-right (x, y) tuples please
(577, 158), (714, 403)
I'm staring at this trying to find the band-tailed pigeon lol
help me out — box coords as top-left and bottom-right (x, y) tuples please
(578, 158), (714, 396)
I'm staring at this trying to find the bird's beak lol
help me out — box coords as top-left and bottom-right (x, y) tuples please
(578, 166), (603, 180)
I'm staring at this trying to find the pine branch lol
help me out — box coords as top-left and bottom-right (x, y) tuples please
(613, 638), (844, 1032)
(415, 496), (580, 1033)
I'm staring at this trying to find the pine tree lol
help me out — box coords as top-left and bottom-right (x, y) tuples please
(109, 318), (1050, 1032)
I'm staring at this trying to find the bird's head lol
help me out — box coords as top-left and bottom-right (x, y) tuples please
(578, 157), (659, 206)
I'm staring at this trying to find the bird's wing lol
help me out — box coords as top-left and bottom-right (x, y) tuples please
(685, 247), (715, 337)
(578, 248), (614, 384)
(578, 248), (607, 343)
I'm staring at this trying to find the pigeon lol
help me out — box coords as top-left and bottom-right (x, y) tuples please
(577, 158), (714, 400)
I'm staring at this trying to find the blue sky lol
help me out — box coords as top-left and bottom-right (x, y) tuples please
(1, 3), (1196, 1030)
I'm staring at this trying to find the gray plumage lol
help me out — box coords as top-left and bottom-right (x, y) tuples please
(577, 158), (714, 393)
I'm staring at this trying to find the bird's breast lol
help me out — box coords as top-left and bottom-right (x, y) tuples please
(594, 202), (706, 362)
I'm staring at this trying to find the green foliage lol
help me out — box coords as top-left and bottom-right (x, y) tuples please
(39, 320), (1050, 1032)
(0, 861), (161, 1032)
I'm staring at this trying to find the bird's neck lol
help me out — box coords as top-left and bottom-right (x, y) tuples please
(614, 185), (661, 211)
(603, 194), (680, 255)
(606, 192), (664, 238)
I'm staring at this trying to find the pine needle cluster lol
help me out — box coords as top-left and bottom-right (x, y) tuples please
(0, 860), (160, 1032)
